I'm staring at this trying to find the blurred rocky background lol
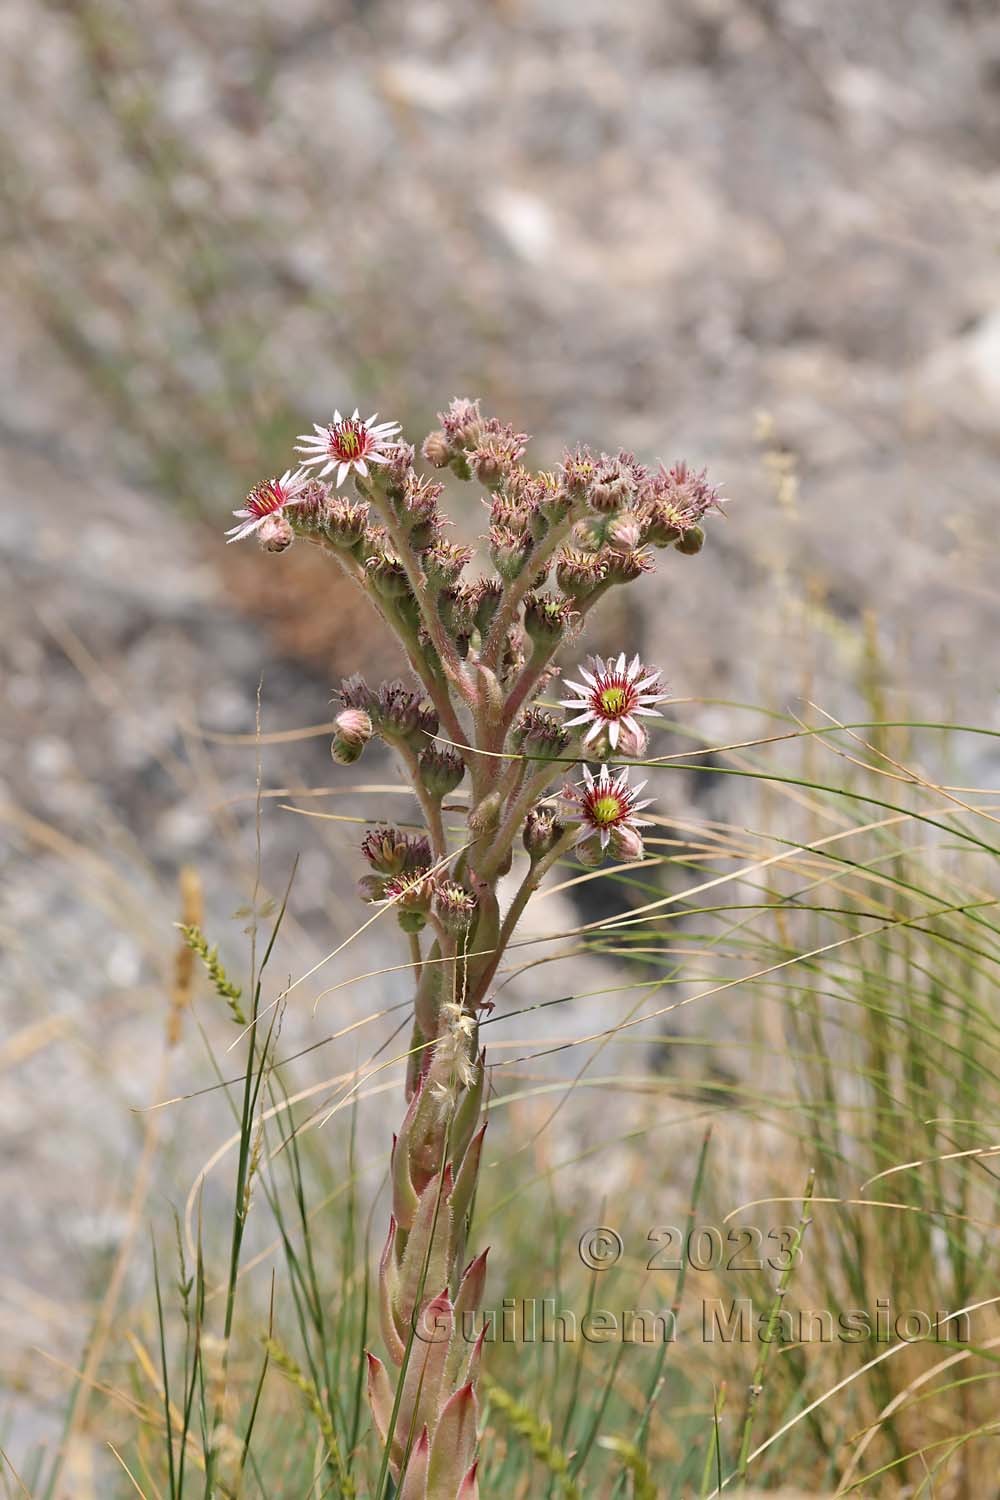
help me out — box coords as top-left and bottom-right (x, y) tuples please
(2, 0), (999, 1480)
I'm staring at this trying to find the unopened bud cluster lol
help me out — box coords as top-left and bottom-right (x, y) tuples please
(231, 398), (725, 1496)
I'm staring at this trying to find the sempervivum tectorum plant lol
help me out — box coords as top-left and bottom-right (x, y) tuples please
(229, 398), (725, 1495)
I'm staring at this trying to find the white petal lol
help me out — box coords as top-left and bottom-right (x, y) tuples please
(356, 459), (369, 478)
(225, 516), (263, 542)
(578, 666), (599, 688)
(616, 652), (626, 673)
(333, 409), (342, 423)
(623, 716), (640, 735)
(628, 653), (641, 678)
(599, 829), (611, 849)
(608, 720), (620, 749)
(337, 463), (350, 487)
(319, 460), (334, 477)
(369, 452), (390, 464)
(634, 706), (661, 719)
(582, 721), (602, 744)
(563, 710), (595, 728)
(562, 681), (591, 698)
(351, 408), (360, 420)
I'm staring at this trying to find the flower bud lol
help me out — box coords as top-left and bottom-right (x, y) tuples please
(572, 517), (608, 552)
(366, 549), (412, 599)
(588, 453), (639, 514)
(439, 397), (484, 451)
(616, 720), (649, 759)
(467, 790), (502, 836)
(418, 744), (465, 798)
(499, 631), (526, 690)
(558, 445), (595, 499)
(323, 497), (369, 549)
(523, 805), (565, 860)
(434, 882), (478, 937)
(470, 424), (527, 489)
(411, 699), (440, 745)
(292, 478), (332, 531)
(358, 873), (388, 902)
(257, 514), (294, 552)
(423, 541), (473, 590)
(575, 833), (605, 868)
(605, 511), (644, 551)
(421, 429), (452, 468)
(511, 707), (571, 761)
(472, 578), (504, 635)
(438, 585), (477, 638)
(361, 826), (431, 876)
(641, 502), (683, 548)
(489, 525), (532, 582)
(523, 593), (575, 647)
(610, 823), (646, 862)
(331, 708), (373, 765)
(384, 870), (434, 933)
(555, 549), (608, 604)
(381, 440), (416, 498)
(602, 546), (653, 585)
(675, 524), (705, 555)
(470, 444), (507, 489)
(392, 592), (422, 632)
(370, 681), (421, 743)
(339, 674), (374, 713)
(397, 474), (444, 547)
(641, 460), (724, 522)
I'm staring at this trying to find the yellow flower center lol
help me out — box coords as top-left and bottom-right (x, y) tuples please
(592, 794), (624, 827)
(336, 425), (364, 458)
(598, 685), (628, 717)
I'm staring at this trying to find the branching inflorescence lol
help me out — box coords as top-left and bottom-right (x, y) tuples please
(232, 399), (724, 1497)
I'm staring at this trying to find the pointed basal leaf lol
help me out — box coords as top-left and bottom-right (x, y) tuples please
(379, 1216), (407, 1365)
(396, 1073), (443, 1198)
(446, 1249), (489, 1391)
(448, 1123), (486, 1260)
(399, 1167), (454, 1329)
(457, 1461), (480, 1500)
(449, 1051), (485, 1167)
(398, 1425), (430, 1500)
(426, 1382), (478, 1498)
(366, 1351), (395, 1447)
(462, 1322), (489, 1393)
(392, 1130), (419, 1232)
(398, 1292), (453, 1449)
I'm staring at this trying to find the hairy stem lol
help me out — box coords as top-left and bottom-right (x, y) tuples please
(481, 504), (582, 671)
(361, 476), (474, 704)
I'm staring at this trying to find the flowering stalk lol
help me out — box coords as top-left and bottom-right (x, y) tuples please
(231, 399), (724, 1495)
